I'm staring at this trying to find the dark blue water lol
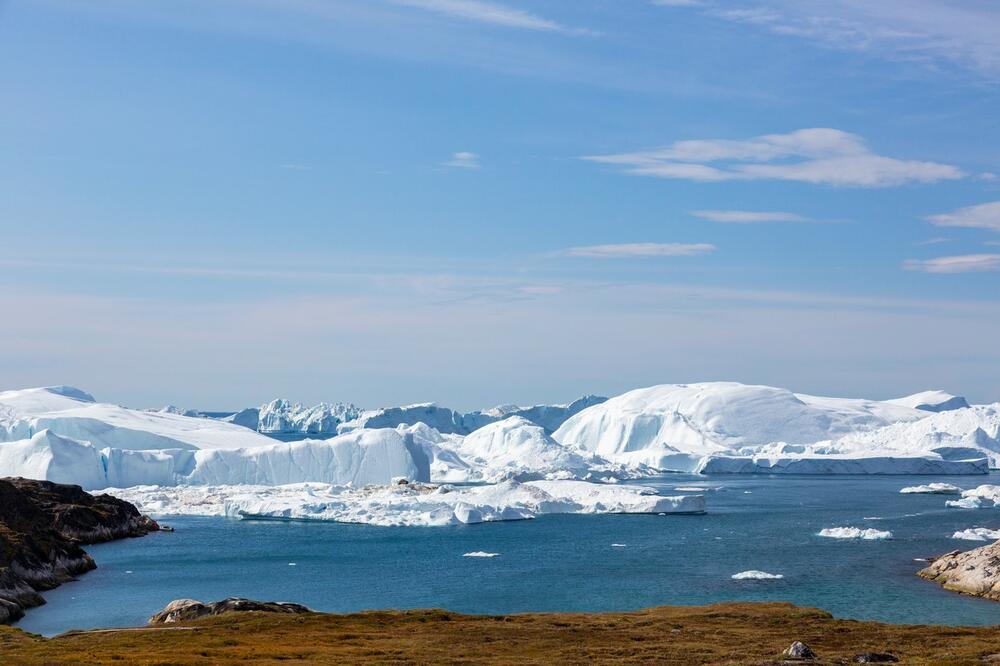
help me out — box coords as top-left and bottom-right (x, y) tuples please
(17, 474), (1000, 635)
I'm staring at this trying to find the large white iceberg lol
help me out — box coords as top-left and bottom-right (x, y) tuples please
(887, 390), (970, 413)
(104, 479), (706, 527)
(0, 427), (430, 490)
(257, 399), (361, 434)
(0, 386), (277, 451)
(553, 382), (927, 472)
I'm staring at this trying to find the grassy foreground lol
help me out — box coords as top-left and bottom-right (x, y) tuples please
(3, 602), (1000, 664)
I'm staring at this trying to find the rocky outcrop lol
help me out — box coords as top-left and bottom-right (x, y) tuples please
(148, 597), (311, 624)
(0, 477), (159, 624)
(918, 541), (1000, 600)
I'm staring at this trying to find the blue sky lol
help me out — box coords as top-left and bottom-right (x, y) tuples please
(2, 0), (999, 409)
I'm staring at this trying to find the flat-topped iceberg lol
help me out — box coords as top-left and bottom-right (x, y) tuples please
(104, 479), (705, 527)
(0, 427), (430, 489)
(698, 453), (987, 475)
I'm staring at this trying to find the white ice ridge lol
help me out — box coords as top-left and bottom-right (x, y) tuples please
(0, 428), (430, 489)
(103, 480), (706, 527)
(817, 527), (892, 540)
(731, 570), (784, 580)
(553, 382), (931, 472)
(886, 390), (970, 413)
(952, 528), (1000, 541)
(900, 483), (962, 495)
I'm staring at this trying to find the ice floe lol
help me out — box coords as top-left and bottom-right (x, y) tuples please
(103, 479), (706, 527)
(952, 528), (1000, 541)
(900, 483), (962, 495)
(817, 527), (892, 540)
(731, 570), (784, 580)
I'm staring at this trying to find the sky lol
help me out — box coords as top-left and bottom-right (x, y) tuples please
(2, 0), (999, 410)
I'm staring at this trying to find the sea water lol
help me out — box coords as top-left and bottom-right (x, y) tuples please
(17, 473), (1000, 635)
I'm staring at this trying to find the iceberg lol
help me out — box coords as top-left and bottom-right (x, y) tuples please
(697, 454), (987, 475)
(104, 479), (706, 527)
(257, 399), (361, 435)
(817, 527), (892, 540)
(887, 390), (970, 413)
(553, 382), (926, 472)
(0, 427), (430, 490)
(952, 528), (1000, 541)
(731, 570), (784, 580)
(899, 483), (962, 494)
(0, 386), (277, 451)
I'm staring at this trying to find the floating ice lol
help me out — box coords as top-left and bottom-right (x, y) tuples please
(104, 479), (705, 527)
(817, 527), (892, 540)
(947, 497), (983, 509)
(952, 528), (1000, 541)
(463, 552), (499, 558)
(731, 570), (784, 580)
(900, 483), (962, 495)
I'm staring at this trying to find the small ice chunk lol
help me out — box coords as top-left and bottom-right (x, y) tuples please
(288, 562), (297, 566)
(952, 528), (1000, 541)
(463, 551), (499, 558)
(900, 483), (962, 495)
(947, 497), (983, 509)
(731, 570), (783, 580)
(817, 527), (892, 540)
(611, 543), (627, 547)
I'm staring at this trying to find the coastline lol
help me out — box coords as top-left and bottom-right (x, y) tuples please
(0, 478), (160, 624)
(3, 601), (1000, 664)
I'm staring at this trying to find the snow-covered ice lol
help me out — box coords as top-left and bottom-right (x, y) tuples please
(952, 528), (1000, 541)
(463, 552), (499, 558)
(731, 570), (784, 580)
(887, 390), (970, 413)
(817, 527), (892, 540)
(900, 483), (963, 495)
(103, 479), (706, 527)
(553, 382), (929, 472)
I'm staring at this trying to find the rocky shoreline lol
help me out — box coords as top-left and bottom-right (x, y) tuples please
(919, 540), (1000, 601)
(0, 477), (160, 624)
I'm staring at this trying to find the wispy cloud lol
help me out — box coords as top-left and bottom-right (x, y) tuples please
(927, 201), (1000, 233)
(442, 151), (481, 169)
(389, 0), (590, 35)
(915, 237), (950, 246)
(583, 128), (963, 187)
(692, 209), (809, 223)
(279, 163), (311, 171)
(904, 253), (1000, 273)
(650, 0), (704, 6)
(654, 1), (1000, 78)
(558, 242), (716, 258)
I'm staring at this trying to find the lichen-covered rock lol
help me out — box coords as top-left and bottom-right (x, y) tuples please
(782, 641), (817, 659)
(918, 541), (1000, 600)
(0, 477), (159, 623)
(149, 597), (311, 624)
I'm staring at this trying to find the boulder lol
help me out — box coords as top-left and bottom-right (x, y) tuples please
(918, 541), (1000, 600)
(782, 641), (817, 660)
(149, 597), (312, 624)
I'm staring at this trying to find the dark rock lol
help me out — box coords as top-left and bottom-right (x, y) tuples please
(0, 477), (159, 624)
(782, 641), (817, 660)
(149, 597), (312, 624)
(853, 653), (899, 663)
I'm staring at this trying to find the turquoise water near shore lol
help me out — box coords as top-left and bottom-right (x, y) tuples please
(17, 473), (1000, 635)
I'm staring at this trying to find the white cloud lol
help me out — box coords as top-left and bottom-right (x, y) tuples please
(915, 237), (950, 246)
(927, 201), (1000, 233)
(389, 0), (587, 34)
(650, 0), (704, 6)
(904, 254), (1000, 273)
(443, 151), (480, 169)
(692, 210), (809, 223)
(583, 128), (964, 187)
(665, 1), (1000, 78)
(558, 242), (715, 258)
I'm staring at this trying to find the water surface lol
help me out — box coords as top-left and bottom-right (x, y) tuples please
(17, 473), (1000, 635)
